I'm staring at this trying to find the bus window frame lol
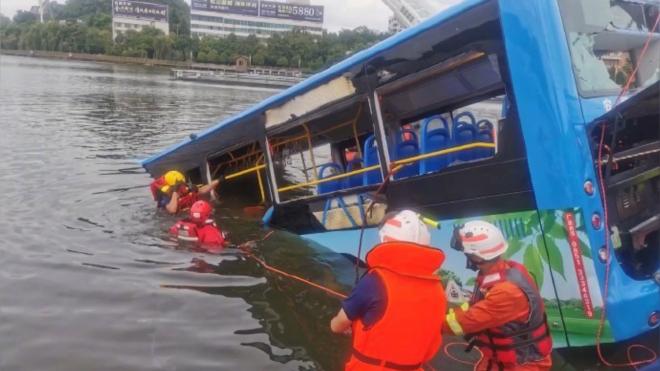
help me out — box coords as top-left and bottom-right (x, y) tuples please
(372, 52), (506, 182)
(265, 96), (383, 203)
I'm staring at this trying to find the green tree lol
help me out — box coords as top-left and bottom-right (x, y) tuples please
(0, 13), (11, 27)
(13, 11), (38, 24)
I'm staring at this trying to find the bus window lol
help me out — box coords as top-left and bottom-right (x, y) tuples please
(267, 99), (381, 203)
(207, 141), (268, 206)
(376, 52), (504, 180)
(557, 0), (660, 97)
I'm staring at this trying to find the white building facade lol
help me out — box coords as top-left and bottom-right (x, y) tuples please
(112, 0), (169, 40)
(190, 0), (324, 39)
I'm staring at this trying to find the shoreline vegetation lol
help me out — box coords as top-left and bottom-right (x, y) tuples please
(0, 0), (388, 74)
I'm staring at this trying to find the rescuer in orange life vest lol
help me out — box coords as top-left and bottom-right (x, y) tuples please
(330, 210), (447, 371)
(169, 200), (228, 253)
(150, 170), (221, 214)
(445, 221), (553, 371)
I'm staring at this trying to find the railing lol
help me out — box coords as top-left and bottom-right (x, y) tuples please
(219, 142), (496, 200)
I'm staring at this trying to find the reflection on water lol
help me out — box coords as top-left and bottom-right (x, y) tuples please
(0, 55), (351, 371)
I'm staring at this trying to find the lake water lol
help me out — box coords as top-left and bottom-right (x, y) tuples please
(0, 55), (656, 371)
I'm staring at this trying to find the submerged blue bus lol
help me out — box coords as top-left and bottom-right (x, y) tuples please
(142, 0), (660, 350)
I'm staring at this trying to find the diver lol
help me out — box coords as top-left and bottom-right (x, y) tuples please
(169, 200), (228, 253)
(150, 170), (221, 214)
(329, 210), (447, 371)
(445, 221), (553, 371)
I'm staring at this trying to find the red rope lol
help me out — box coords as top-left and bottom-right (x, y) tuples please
(239, 231), (348, 299)
(594, 12), (660, 369)
(443, 342), (482, 368)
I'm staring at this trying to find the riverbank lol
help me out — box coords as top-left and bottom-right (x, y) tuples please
(0, 49), (303, 75)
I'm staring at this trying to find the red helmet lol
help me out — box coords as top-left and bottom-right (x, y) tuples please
(190, 200), (212, 224)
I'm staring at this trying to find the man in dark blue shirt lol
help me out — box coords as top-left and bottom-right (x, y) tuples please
(340, 272), (387, 329)
(329, 210), (447, 371)
(330, 210), (433, 333)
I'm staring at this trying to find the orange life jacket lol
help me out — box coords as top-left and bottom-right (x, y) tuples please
(346, 241), (447, 371)
(469, 260), (552, 369)
(149, 176), (198, 211)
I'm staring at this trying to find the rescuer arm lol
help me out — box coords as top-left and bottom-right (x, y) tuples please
(164, 191), (180, 215)
(330, 308), (352, 334)
(445, 282), (529, 336)
(198, 179), (221, 195)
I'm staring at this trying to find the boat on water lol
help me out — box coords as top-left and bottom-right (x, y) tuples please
(142, 0), (660, 352)
(171, 67), (305, 89)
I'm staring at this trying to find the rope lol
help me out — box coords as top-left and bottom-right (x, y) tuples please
(594, 12), (659, 369)
(239, 231), (348, 300)
(443, 342), (482, 368)
(355, 163), (403, 284)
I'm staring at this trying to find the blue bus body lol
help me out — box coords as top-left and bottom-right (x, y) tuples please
(142, 0), (660, 348)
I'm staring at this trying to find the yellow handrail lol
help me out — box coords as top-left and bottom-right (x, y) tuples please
(277, 142), (495, 194)
(256, 163), (266, 204)
(224, 164), (266, 180)
(277, 164), (381, 193)
(303, 123), (318, 180)
(393, 142), (495, 166)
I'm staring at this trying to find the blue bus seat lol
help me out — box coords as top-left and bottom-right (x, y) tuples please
(421, 115), (451, 174)
(394, 129), (420, 179)
(317, 163), (343, 194)
(345, 158), (364, 188)
(363, 135), (383, 185)
(453, 112), (478, 162)
(476, 119), (495, 159)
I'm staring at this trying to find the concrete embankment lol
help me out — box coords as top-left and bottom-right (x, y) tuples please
(1, 49), (192, 68)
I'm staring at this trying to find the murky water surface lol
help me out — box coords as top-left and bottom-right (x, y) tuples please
(0, 55), (656, 371)
(0, 55), (355, 371)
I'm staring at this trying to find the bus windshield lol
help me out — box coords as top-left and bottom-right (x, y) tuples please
(557, 0), (660, 97)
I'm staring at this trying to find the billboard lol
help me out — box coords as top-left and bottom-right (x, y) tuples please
(112, 0), (168, 22)
(191, 0), (259, 16)
(259, 1), (324, 23)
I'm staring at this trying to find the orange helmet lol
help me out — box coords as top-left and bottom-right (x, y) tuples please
(190, 200), (212, 224)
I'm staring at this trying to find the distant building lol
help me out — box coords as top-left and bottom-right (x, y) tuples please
(383, 0), (463, 30)
(190, 0), (325, 39)
(382, 0), (434, 29)
(112, 0), (169, 41)
(388, 16), (403, 34)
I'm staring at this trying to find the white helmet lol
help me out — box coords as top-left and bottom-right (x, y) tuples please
(379, 210), (431, 246)
(458, 221), (507, 261)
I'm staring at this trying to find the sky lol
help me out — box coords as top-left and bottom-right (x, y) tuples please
(0, 0), (459, 32)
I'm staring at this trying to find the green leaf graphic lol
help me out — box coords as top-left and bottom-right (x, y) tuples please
(524, 215), (538, 235)
(579, 235), (592, 259)
(537, 234), (566, 280)
(524, 246), (544, 289)
(547, 223), (567, 240)
(505, 238), (524, 258)
(466, 277), (476, 287)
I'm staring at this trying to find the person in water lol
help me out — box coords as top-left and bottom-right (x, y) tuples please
(330, 210), (447, 371)
(444, 221), (552, 371)
(169, 200), (228, 253)
(150, 170), (221, 214)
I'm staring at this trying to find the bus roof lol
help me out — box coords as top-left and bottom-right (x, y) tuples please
(140, 0), (489, 176)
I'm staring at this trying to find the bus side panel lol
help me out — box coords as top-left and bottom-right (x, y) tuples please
(500, 0), (660, 341)
(537, 208), (612, 346)
(303, 209), (579, 347)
